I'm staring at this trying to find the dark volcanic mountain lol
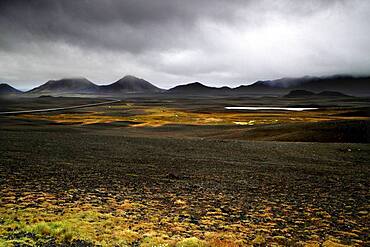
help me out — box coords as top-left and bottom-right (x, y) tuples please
(28, 75), (162, 95)
(236, 75), (370, 96)
(168, 82), (231, 95)
(16, 74), (370, 97)
(0, 83), (22, 96)
(28, 78), (99, 95)
(99, 75), (163, 94)
(291, 75), (370, 95)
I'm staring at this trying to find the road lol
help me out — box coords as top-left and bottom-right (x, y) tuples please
(0, 99), (121, 115)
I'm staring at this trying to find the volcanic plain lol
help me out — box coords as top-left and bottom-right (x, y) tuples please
(0, 95), (369, 246)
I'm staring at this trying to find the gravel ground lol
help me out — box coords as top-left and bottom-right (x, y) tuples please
(0, 127), (369, 246)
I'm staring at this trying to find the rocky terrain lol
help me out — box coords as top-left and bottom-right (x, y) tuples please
(0, 96), (369, 246)
(0, 124), (369, 246)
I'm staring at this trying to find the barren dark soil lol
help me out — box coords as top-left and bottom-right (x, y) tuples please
(0, 96), (369, 246)
(1, 127), (369, 246)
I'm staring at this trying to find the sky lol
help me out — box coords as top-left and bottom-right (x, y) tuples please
(0, 0), (370, 89)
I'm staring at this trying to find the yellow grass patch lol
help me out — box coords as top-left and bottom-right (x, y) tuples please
(17, 103), (367, 127)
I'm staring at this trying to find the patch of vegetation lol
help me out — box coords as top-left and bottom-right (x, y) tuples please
(17, 103), (367, 127)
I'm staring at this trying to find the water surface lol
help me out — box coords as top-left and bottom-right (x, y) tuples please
(225, 107), (318, 111)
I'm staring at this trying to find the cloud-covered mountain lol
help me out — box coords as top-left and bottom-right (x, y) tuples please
(168, 82), (231, 95)
(0, 83), (22, 96)
(167, 75), (370, 96)
(4, 74), (370, 97)
(27, 78), (99, 95)
(27, 75), (163, 95)
(99, 75), (163, 94)
(234, 75), (370, 96)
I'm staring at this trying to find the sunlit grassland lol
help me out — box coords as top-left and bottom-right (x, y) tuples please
(16, 103), (366, 127)
(0, 191), (259, 246)
(0, 190), (356, 247)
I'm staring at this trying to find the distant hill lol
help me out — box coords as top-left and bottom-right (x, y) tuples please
(284, 90), (350, 98)
(234, 81), (286, 95)
(28, 78), (99, 95)
(168, 82), (231, 95)
(0, 83), (22, 96)
(316, 91), (350, 97)
(236, 75), (370, 96)
(284, 90), (316, 98)
(99, 75), (163, 94)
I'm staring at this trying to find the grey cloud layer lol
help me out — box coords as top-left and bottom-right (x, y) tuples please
(0, 0), (245, 53)
(0, 0), (369, 89)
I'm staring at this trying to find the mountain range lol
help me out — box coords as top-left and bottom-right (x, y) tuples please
(235, 75), (370, 95)
(26, 75), (163, 96)
(1, 75), (369, 97)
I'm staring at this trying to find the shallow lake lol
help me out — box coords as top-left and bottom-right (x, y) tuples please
(225, 106), (318, 111)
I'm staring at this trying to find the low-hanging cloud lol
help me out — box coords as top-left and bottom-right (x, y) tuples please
(0, 0), (369, 89)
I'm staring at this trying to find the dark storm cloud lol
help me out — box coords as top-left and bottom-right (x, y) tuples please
(0, 0), (369, 89)
(0, 0), (247, 53)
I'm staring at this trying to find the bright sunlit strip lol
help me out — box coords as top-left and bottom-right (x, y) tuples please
(225, 107), (318, 111)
